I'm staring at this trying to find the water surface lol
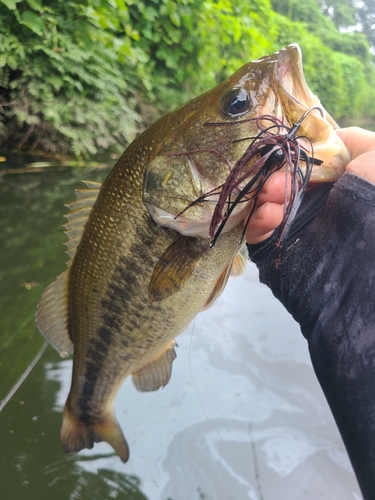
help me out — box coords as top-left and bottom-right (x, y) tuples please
(0, 154), (362, 499)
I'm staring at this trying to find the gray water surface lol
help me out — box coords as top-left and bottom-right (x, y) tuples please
(0, 156), (362, 499)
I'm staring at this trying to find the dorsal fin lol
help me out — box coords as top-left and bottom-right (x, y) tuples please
(35, 180), (102, 357)
(81, 180), (102, 190)
(63, 180), (102, 265)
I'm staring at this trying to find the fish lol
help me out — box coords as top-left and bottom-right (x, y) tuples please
(36, 43), (350, 463)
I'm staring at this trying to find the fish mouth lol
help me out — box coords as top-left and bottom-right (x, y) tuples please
(144, 200), (246, 238)
(144, 45), (351, 240)
(145, 201), (213, 238)
(275, 43), (316, 113)
(271, 43), (350, 180)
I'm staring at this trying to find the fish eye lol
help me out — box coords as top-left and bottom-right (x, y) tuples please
(222, 88), (250, 116)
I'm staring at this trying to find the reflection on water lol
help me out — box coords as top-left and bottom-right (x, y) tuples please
(0, 154), (362, 499)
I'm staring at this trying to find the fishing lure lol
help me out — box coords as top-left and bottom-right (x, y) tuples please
(175, 106), (324, 264)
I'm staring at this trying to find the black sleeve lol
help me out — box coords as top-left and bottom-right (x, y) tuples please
(247, 172), (375, 500)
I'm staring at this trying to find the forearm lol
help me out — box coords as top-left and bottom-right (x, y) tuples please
(248, 172), (375, 499)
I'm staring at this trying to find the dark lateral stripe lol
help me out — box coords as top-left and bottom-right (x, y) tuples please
(77, 217), (165, 418)
(78, 341), (108, 419)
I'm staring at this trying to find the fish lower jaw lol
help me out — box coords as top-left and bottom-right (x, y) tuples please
(144, 201), (211, 237)
(144, 201), (248, 238)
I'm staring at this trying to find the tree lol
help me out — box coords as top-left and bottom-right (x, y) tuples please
(318, 0), (356, 28)
(318, 0), (375, 54)
(352, 1), (375, 52)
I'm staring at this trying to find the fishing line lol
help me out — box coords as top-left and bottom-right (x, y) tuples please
(187, 319), (225, 474)
(188, 319), (210, 421)
(166, 148), (233, 173)
(0, 313), (34, 353)
(248, 422), (265, 500)
(0, 341), (48, 412)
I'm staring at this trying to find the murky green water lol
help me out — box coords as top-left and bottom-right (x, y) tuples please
(0, 152), (362, 500)
(0, 156), (146, 499)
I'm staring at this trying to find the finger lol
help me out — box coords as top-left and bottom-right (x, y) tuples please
(245, 201), (284, 245)
(336, 127), (375, 158)
(257, 171), (291, 206)
(336, 127), (375, 185)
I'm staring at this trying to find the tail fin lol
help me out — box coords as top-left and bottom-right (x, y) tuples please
(60, 404), (129, 463)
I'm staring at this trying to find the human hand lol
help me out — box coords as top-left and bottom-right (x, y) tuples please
(336, 127), (375, 184)
(245, 127), (375, 245)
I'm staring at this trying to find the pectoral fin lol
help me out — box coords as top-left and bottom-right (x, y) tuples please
(148, 236), (208, 302)
(132, 343), (177, 392)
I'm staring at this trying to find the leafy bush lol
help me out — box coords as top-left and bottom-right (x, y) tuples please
(0, 0), (147, 155)
(0, 0), (374, 156)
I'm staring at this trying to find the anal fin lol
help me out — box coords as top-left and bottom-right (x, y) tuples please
(132, 343), (177, 392)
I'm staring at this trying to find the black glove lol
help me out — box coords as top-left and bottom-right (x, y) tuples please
(247, 172), (375, 500)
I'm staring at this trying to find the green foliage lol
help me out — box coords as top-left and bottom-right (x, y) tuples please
(0, 0), (274, 154)
(0, 0), (374, 155)
(125, 0), (274, 109)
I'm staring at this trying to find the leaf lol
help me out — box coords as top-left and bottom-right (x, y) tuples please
(170, 12), (181, 27)
(21, 11), (45, 36)
(25, 0), (43, 13)
(0, 0), (20, 9)
(6, 55), (17, 70)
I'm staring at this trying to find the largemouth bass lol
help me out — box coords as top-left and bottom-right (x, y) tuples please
(36, 43), (350, 462)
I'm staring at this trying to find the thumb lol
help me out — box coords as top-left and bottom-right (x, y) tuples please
(336, 127), (375, 184)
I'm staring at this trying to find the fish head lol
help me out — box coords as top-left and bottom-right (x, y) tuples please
(143, 43), (350, 238)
